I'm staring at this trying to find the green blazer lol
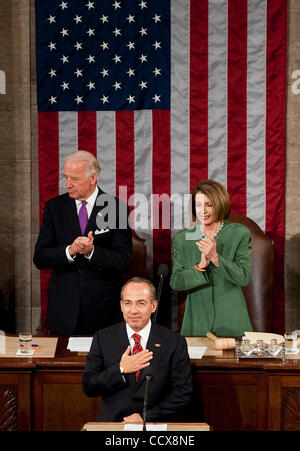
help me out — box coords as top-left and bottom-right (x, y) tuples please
(170, 221), (253, 337)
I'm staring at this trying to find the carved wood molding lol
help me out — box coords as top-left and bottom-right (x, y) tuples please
(281, 387), (300, 431)
(0, 385), (18, 431)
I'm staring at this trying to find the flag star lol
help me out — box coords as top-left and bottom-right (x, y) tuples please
(113, 81), (122, 91)
(139, 1), (147, 9)
(60, 55), (69, 64)
(113, 28), (121, 37)
(126, 41), (135, 50)
(112, 1), (121, 10)
(153, 67), (162, 76)
(100, 95), (109, 104)
(48, 68), (57, 78)
(74, 15), (82, 24)
(139, 54), (147, 63)
(127, 68), (135, 77)
(113, 54), (121, 64)
(86, 1), (94, 9)
(75, 68), (83, 77)
(48, 42), (56, 51)
(153, 14), (161, 23)
(127, 95), (135, 104)
(75, 95), (83, 104)
(60, 28), (68, 37)
(47, 15), (56, 24)
(126, 14), (135, 23)
(139, 81), (148, 90)
(100, 14), (109, 23)
(49, 96), (57, 104)
(60, 1), (68, 9)
(100, 68), (109, 77)
(74, 42), (83, 50)
(87, 81), (95, 90)
(100, 41), (109, 51)
(87, 54), (95, 64)
(139, 27), (147, 36)
(86, 28), (95, 37)
(152, 94), (161, 103)
(61, 81), (69, 90)
(153, 41), (161, 50)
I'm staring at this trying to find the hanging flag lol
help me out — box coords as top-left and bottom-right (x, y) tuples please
(35, 0), (286, 333)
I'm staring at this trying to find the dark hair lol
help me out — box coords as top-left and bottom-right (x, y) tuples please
(121, 277), (157, 303)
(191, 179), (231, 222)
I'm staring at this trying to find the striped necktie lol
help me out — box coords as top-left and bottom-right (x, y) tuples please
(132, 333), (143, 381)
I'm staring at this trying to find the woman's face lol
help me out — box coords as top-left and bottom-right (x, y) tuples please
(195, 192), (216, 226)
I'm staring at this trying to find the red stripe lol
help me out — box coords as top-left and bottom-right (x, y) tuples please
(152, 110), (171, 267)
(227, 0), (247, 215)
(78, 111), (97, 157)
(189, 0), (209, 191)
(265, 0), (287, 334)
(38, 112), (59, 330)
(115, 111), (135, 204)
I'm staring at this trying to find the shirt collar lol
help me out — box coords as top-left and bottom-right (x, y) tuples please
(75, 186), (98, 208)
(126, 320), (152, 343)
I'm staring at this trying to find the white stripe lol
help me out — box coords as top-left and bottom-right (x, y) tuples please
(58, 111), (78, 195)
(97, 111), (116, 196)
(246, 0), (266, 230)
(208, 0), (228, 186)
(170, 0), (190, 233)
(134, 110), (153, 274)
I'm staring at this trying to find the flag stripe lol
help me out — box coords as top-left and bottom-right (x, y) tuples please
(246, 0), (267, 230)
(96, 111), (116, 196)
(208, 0), (228, 186)
(115, 111), (135, 203)
(190, 0), (209, 190)
(78, 111), (97, 157)
(227, 0), (247, 215)
(59, 112), (77, 194)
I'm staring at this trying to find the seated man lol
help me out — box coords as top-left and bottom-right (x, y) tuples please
(82, 277), (193, 423)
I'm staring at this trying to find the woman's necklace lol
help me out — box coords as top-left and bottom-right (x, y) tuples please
(200, 220), (224, 239)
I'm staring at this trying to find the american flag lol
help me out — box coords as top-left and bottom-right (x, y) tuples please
(35, 0), (286, 333)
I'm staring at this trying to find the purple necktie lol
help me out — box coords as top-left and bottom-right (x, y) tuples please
(78, 200), (88, 235)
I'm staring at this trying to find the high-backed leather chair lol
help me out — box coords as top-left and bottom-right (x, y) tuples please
(177, 213), (274, 332)
(122, 230), (148, 282)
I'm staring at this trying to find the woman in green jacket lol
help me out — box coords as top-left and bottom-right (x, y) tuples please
(170, 180), (253, 337)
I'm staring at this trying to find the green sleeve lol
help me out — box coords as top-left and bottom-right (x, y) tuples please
(170, 232), (209, 291)
(211, 228), (252, 286)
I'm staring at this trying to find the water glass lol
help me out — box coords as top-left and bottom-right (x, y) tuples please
(19, 333), (32, 354)
(284, 332), (298, 354)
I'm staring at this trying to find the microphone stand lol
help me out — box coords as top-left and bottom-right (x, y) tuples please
(142, 375), (152, 431)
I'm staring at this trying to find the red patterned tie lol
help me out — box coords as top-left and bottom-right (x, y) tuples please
(132, 333), (143, 381)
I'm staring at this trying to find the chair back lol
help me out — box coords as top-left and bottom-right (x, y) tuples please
(177, 214), (274, 332)
(122, 230), (148, 282)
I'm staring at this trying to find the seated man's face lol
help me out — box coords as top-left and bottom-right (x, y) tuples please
(120, 282), (157, 332)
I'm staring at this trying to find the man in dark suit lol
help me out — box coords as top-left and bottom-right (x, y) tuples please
(33, 150), (132, 336)
(82, 277), (193, 423)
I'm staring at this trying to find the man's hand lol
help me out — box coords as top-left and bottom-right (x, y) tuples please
(123, 413), (143, 424)
(120, 346), (153, 374)
(69, 231), (94, 256)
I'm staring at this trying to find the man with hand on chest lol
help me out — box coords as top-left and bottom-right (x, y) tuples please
(82, 277), (193, 423)
(33, 150), (132, 336)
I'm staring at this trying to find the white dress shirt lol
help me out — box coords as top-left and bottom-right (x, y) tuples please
(126, 320), (152, 352)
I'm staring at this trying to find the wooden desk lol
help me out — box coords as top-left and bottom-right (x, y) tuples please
(1, 337), (300, 431)
(82, 422), (210, 431)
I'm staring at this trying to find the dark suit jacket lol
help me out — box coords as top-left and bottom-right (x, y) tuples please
(82, 322), (193, 422)
(33, 187), (132, 335)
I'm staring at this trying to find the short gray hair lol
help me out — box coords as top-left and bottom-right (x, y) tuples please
(121, 277), (157, 303)
(64, 150), (101, 177)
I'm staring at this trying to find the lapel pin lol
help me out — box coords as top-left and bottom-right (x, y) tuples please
(154, 343), (161, 347)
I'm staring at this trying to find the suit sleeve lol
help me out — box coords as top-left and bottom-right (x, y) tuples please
(210, 226), (252, 287)
(33, 200), (70, 270)
(170, 232), (210, 291)
(146, 335), (193, 421)
(82, 332), (127, 398)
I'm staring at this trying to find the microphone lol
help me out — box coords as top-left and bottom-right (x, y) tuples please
(152, 264), (168, 322)
(142, 366), (153, 431)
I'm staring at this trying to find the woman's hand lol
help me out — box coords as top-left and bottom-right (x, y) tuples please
(196, 237), (219, 267)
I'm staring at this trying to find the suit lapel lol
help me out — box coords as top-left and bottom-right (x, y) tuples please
(86, 187), (107, 235)
(64, 195), (82, 236)
(136, 323), (163, 389)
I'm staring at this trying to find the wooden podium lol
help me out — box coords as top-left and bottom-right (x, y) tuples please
(82, 422), (210, 431)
